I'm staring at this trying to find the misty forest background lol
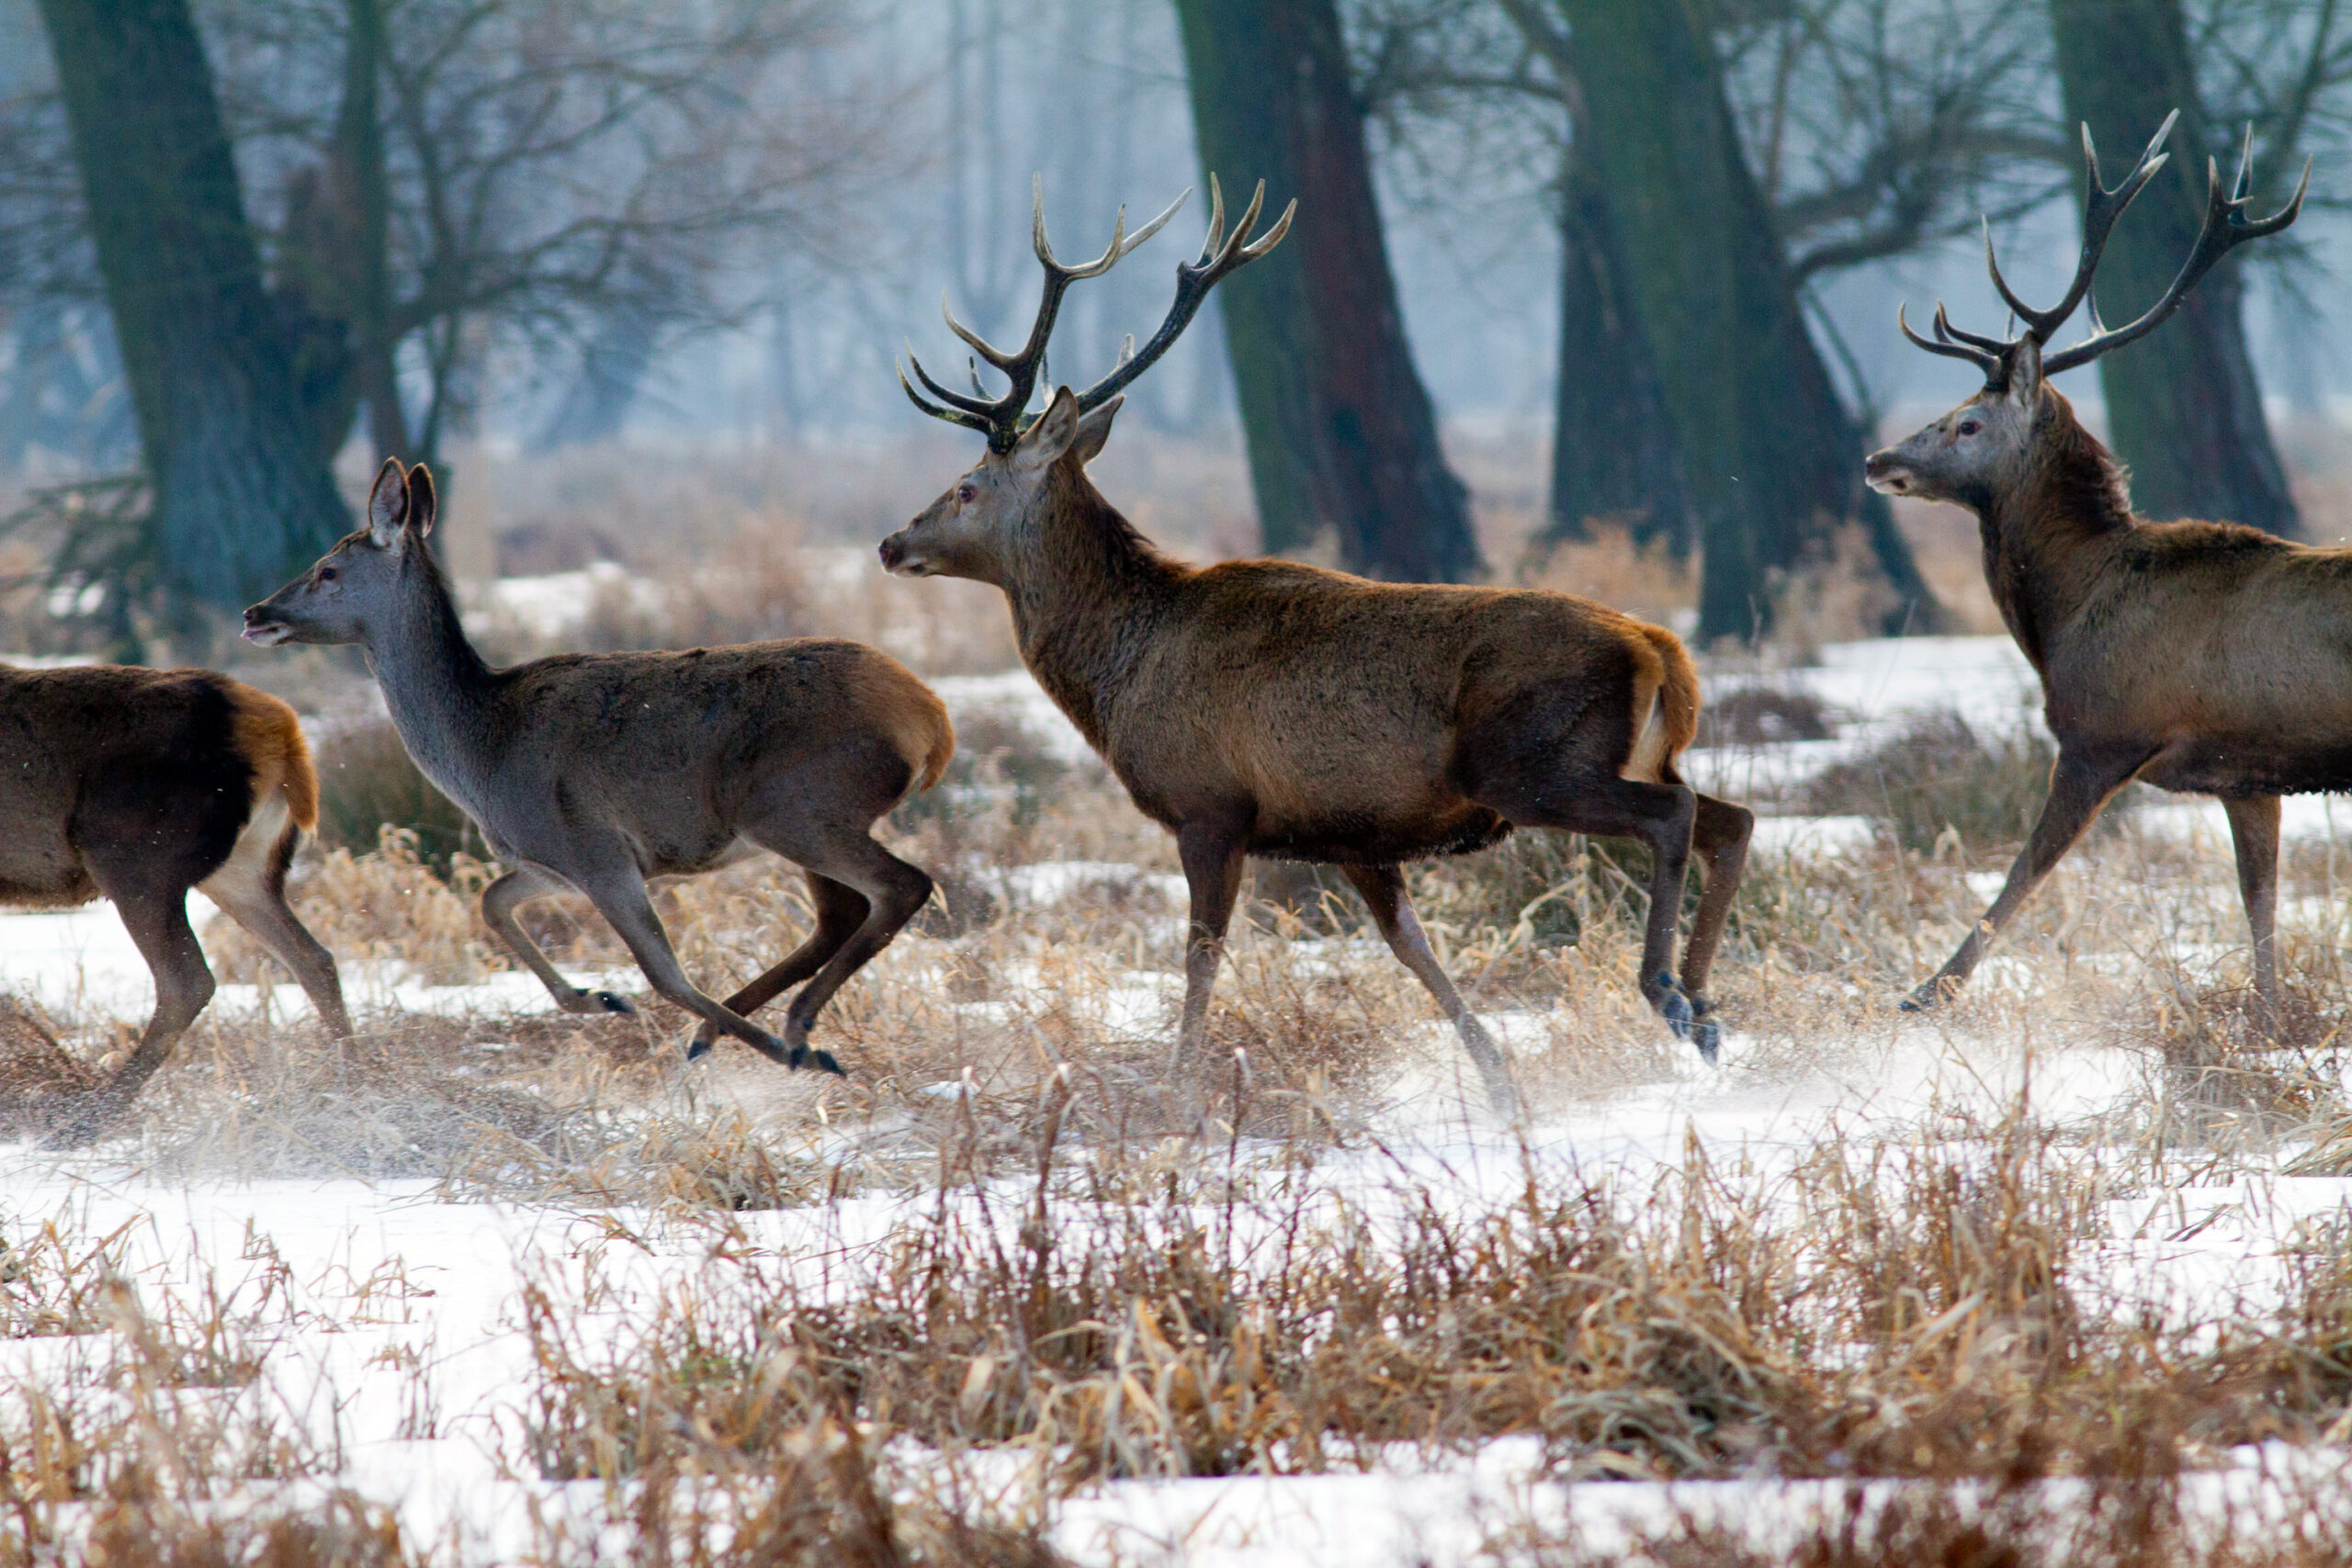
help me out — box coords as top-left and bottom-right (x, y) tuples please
(0, 0), (2347, 656)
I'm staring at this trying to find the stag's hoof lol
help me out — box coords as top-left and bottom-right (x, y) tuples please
(1692, 1018), (1721, 1066)
(1899, 978), (1954, 1014)
(1655, 974), (1695, 1040)
(40, 1104), (110, 1152)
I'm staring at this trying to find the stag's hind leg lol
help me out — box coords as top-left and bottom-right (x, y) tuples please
(1479, 775), (1700, 1045)
(1677, 794), (1754, 1061)
(2223, 795), (2282, 1035)
(1341, 864), (1517, 1115)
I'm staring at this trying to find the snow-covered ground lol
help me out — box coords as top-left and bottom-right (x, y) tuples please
(6, 634), (2352, 1562)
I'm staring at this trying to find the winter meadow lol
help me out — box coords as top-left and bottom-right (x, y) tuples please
(7, 3), (2352, 1564)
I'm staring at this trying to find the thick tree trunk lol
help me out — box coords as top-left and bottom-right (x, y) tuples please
(1172, 0), (1481, 582)
(1545, 132), (1696, 555)
(37, 0), (350, 611)
(2049, 0), (2299, 536)
(1564, 0), (1933, 642)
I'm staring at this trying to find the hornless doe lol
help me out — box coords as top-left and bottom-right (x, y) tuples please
(880, 178), (1753, 1110)
(1, 664), (351, 1145)
(245, 460), (951, 1073)
(1867, 113), (2312, 1023)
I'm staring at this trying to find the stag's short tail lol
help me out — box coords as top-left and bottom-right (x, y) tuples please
(1621, 626), (1700, 785)
(226, 683), (319, 832)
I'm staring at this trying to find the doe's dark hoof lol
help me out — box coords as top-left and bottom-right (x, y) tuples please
(1693, 1018), (1721, 1066)
(592, 990), (637, 1016)
(685, 1035), (714, 1061)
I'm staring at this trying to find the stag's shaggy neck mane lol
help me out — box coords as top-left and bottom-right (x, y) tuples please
(1975, 391), (2134, 671)
(1001, 464), (1182, 750)
(363, 547), (498, 801)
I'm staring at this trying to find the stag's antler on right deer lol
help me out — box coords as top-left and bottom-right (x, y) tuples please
(882, 175), (1754, 1112)
(1869, 113), (2312, 1029)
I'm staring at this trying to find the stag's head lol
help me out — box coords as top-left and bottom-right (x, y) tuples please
(1867, 112), (2305, 511)
(243, 459), (437, 646)
(880, 175), (1292, 584)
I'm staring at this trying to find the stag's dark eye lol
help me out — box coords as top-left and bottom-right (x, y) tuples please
(318, 565), (338, 583)
(1957, 419), (1981, 436)
(956, 484), (978, 504)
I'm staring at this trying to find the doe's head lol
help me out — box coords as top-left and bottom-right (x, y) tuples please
(243, 458), (436, 647)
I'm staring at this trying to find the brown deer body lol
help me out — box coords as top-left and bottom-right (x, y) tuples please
(882, 182), (1752, 1109)
(246, 461), (951, 1074)
(1867, 115), (2312, 1021)
(1, 663), (351, 1145)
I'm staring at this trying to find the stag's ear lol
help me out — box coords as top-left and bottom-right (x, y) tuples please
(366, 457), (408, 547)
(404, 464), (438, 540)
(1069, 394), (1123, 468)
(2008, 335), (2044, 404)
(1012, 387), (1081, 475)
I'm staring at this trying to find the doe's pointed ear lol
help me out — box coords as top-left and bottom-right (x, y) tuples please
(1012, 387), (1081, 475)
(1070, 393), (1123, 468)
(366, 457), (408, 547)
(404, 463), (437, 540)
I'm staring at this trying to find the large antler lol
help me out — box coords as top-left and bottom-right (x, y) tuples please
(2041, 125), (2308, 374)
(1894, 112), (2306, 388)
(899, 175), (1294, 451)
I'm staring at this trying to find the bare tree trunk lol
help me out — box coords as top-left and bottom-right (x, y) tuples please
(1546, 129), (1696, 555)
(36, 0), (350, 611)
(2049, 0), (2299, 536)
(1172, 0), (1481, 582)
(1564, 0), (1933, 642)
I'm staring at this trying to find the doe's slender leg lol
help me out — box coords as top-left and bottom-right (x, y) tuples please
(481, 865), (637, 1016)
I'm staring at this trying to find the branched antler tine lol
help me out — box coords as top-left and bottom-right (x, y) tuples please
(1117, 189), (1189, 261)
(1900, 302), (2000, 370)
(1996, 113), (2177, 344)
(1241, 197), (1297, 261)
(942, 292), (1022, 371)
(904, 346), (1001, 417)
(1932, 299), (2008, 356)
(2041, 129), (2306, 376)
(1196, 174), (1227, 267)
(1071, 173), (1292, 415)
(898, 359), (994, 434)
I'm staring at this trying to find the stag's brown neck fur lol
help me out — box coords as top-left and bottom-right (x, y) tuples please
(1001, 467), (1182, 750)
(1976, 391), (2135, 673)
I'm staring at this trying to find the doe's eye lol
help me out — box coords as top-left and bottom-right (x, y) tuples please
(956, 483), (978, 504)
(1956, 419), (1981, 436)
(318, 565), (338, 583)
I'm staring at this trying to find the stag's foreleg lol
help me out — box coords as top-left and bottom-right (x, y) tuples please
(1170, 819), (1248, 1087)
(1341, 864), (1517, 1115)
(1906, 748), (2137, 1011)
(2223, 795), (2282, 1036)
